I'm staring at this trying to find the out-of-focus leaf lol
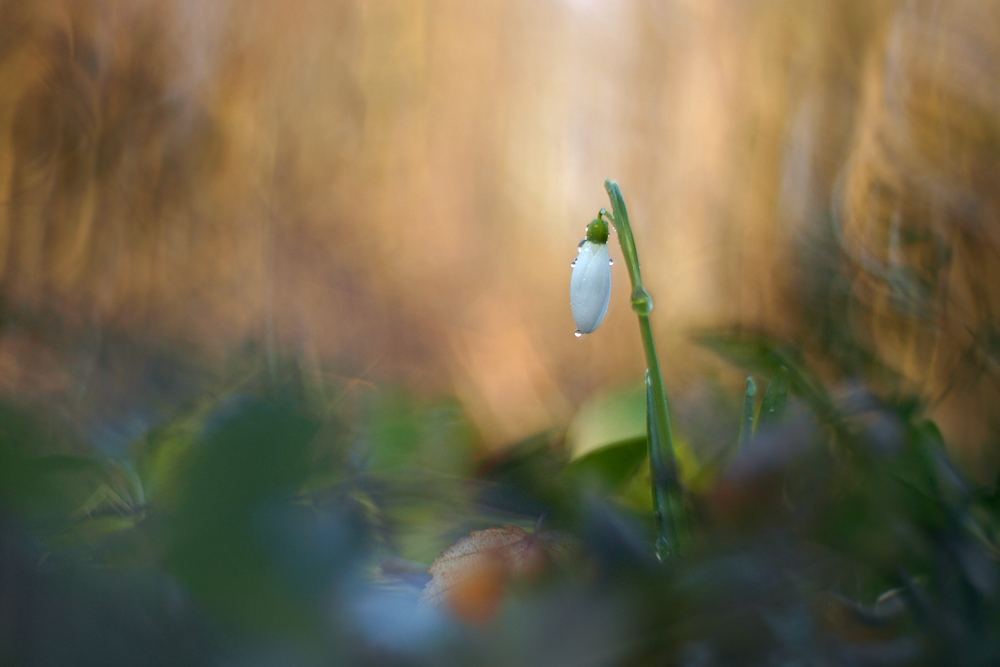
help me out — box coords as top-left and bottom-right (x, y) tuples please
(757, 366), (790, 431)
(419, 524), (579, 624)
(0, 405), (75, 511)
(616, 459), (656, 513)
(564, 436), (646, 493)
(737, 377), (757, 450)
(568, 384), (647, 460)
(475, 431), (570, 520)
(568, 385), (700, 495)
(48, 514), (141, 550)
(166, 393), (332, 634)
(11, 455), (107, 513)
(695, 328), (835, 422)
(140, 406), (210, 506)
(0, 406), (148, 551)
(365, 393), (476, 474)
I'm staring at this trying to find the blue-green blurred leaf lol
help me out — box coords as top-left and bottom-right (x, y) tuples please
(695, 328), (835, 421)
(166, 393), (339, 634)
(757, 366), (790, 431)
(364, 394), (475, 474)
(737, 377), (757, 450)
(564, 436), (646, 493)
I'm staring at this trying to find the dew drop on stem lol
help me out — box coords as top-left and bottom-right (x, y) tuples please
(655, 536), (671, 562)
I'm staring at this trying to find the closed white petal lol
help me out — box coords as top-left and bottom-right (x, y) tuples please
(571, 241), (611, 334)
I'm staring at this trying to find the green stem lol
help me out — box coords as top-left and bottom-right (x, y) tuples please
(603, 179), (686, 558)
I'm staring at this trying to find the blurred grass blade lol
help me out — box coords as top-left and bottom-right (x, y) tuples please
(737, 377), (757, 450)
(757, 365), (790, 431)
(695, 327), (834, 421)
(646, 381), (684, 559)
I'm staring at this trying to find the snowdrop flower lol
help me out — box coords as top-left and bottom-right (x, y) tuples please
(571, 217), (612, 335)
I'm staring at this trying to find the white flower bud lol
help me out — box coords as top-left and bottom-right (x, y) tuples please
(571, 240), (611, 334)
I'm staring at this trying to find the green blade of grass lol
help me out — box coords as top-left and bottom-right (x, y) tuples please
(738, 377), (757, 450)
(757, 365), (790, 431)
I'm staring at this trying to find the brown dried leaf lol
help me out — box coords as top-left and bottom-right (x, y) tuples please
(419, 525), (577, 623)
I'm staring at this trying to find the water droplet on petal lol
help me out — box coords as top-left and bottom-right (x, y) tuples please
(609, 258), (614, 265)
(574, 330), (583, 338)
(578, 239), (586, 248)
(570, 260), (576, 267)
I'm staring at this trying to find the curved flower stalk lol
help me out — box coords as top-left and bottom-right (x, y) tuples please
(571, 217), (612, 335)
(571, 179), (687, 559)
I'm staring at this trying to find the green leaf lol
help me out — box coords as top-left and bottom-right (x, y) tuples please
(737, 377), (757, 450)
(564, 436), (647, 492)
(695, 327), (835, 421)
(166, 393), (323, 633)
(757, 365), (790, 431)
(568, 384), (647, 460)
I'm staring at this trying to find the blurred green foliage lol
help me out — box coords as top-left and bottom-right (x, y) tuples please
(2, 343), (1000, 666)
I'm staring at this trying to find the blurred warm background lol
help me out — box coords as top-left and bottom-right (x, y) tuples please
(1, 0), (999, 472)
